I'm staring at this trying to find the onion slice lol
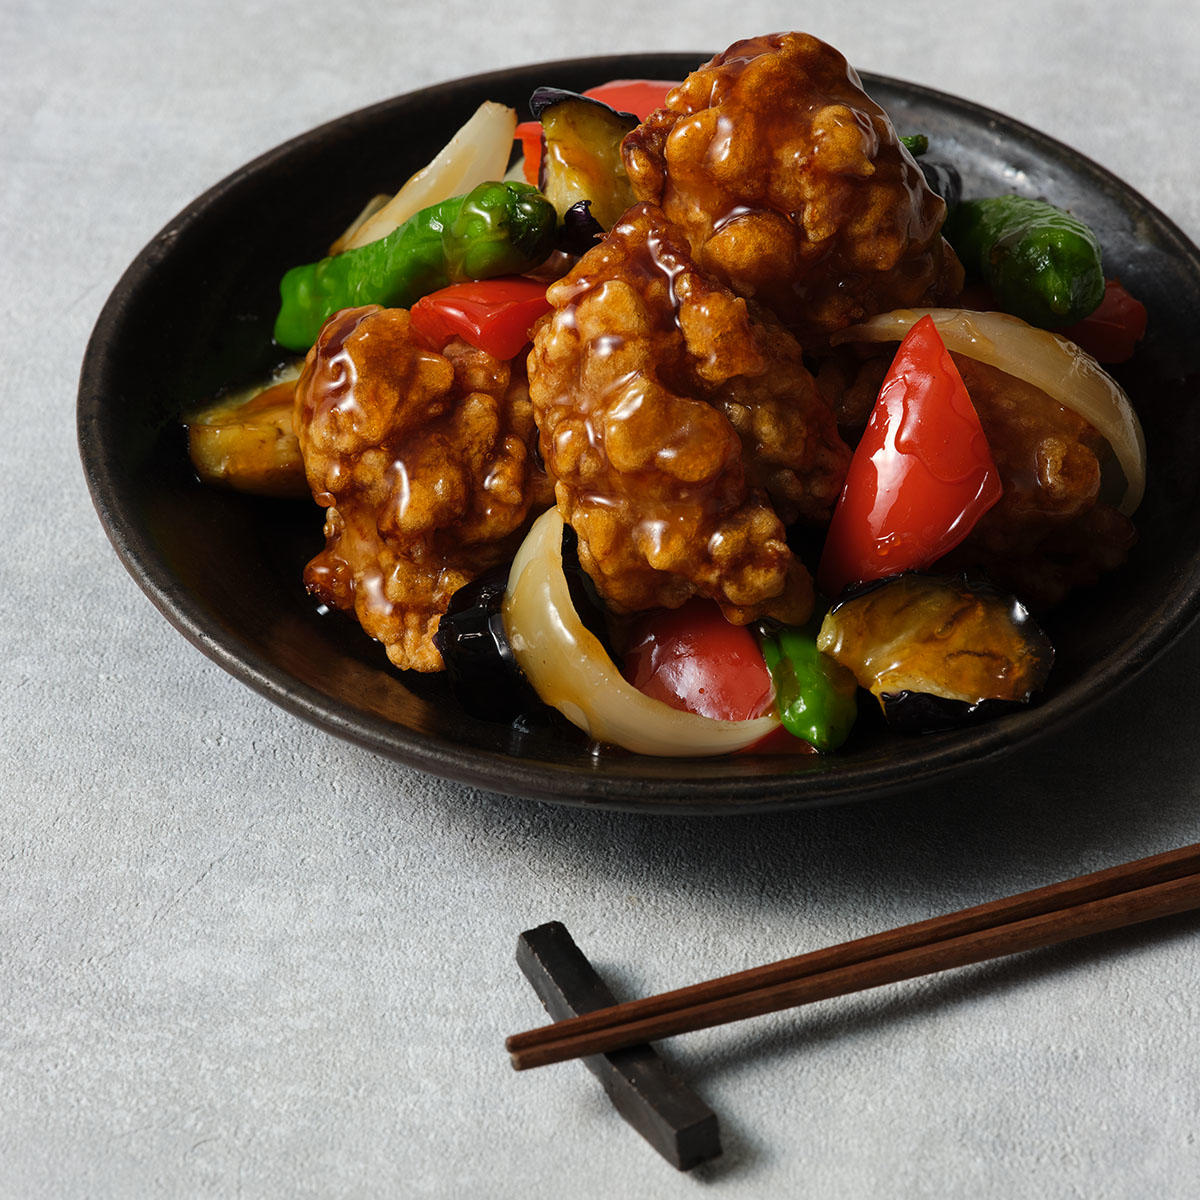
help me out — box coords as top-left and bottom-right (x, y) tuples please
(335, 101), (519, 252)
(502, 509), (781, 756)
(834, 308), (1146, 515)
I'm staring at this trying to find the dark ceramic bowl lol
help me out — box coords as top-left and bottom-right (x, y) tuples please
(78, 53), (1200, 812)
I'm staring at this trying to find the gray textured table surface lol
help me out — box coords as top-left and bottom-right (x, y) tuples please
(5, 1), (1200, 1195)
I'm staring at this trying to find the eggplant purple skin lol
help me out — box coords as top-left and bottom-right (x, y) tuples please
(433, 566), (541, 722)
(558, 200), (605, 254)
(558, 523), (618, 656)
(432, 526), (615, 725)
(899, 131), (961, 213)
(528, 86), (638, 123)
(918, 158), (962, 214)
(823, 572), (1055, 736)
(878, 691), (1028, 734)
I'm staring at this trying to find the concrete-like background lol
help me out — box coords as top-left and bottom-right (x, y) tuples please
(4, 1), (1199, 1195)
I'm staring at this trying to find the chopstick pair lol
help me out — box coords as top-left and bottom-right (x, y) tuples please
(507, 841), (1200, 1072)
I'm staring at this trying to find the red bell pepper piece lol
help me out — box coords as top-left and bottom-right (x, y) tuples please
(620, 600), (821, 755)
(409, 277), (551, 361)
(621, 598), (774, 722)
(1058, 278), (1148, 364)
(581, 79), (677, 118)
(515, 122), (543, 185)
(817, 315), (1002, 596)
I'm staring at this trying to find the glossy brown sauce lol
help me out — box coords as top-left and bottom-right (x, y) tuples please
(293, 305), (551, 672)
(527, 202), (852, 625)
(622, 31), (961, 340)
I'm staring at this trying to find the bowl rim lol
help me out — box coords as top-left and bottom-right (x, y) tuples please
(77, 52), (1200, 813)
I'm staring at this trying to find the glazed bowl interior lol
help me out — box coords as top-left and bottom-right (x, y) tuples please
(78, 53), (1200, 812)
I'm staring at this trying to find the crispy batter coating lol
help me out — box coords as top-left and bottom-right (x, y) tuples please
(527, 202), (850, 625)
(813, 347), (891, 429)
(623, 32), (962, 341)
(293, 305), (552, 672)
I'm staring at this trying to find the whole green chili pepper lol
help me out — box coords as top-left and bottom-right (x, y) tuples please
(946, 195), (1105, 328)
(759, 626), (858, 753)
(273, 180), (557, 351)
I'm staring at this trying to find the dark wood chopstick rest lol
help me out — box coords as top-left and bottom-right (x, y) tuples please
(515, 921), (721, 1171)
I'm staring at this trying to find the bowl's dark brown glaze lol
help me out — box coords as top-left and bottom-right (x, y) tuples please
(78, 54), (1200, 812)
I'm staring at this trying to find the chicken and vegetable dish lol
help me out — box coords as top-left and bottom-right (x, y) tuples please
(185, 31), (1149, 757)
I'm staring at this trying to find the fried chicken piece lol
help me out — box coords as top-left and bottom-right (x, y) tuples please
(293, 305), (552, 672)
(623, 32), (962, 341)
(527, 202), (850, 625)
(813, 347), (891, 430)
(943, 355), (1136, 609)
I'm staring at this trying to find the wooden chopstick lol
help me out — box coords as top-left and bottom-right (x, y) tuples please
(507, 842), (1200, 1071)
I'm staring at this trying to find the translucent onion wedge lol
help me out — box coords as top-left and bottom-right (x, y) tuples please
(329, 193), (391, 254)
(502, 157), (529, 184)
(337, 101), (519, 252)
(834, 308), (1146, 515)
(502, 509), (780, 756)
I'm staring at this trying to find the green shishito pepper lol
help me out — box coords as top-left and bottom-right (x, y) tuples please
(273, 180), (557, 351)
(759, 626), (858, 753)
(946, 195), (1105, 329)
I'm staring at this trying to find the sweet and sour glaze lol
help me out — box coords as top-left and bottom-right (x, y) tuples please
(280, 31), (1138, 681)
(294, 306), (553, 671)
(623, 31), (963, 341)
(527, 203), (850, 626)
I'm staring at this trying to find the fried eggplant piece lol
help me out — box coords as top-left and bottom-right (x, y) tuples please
(531, 87), (640, 230)
(622, 32), (962, 341)
(293, 305), (552, 672)
(818, 573), (1054, 732)
(185, 369), (307, 498)
(527, 202), (850, 626)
